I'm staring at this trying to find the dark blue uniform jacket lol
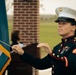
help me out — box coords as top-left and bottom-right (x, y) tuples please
(20, 36), (76, 75)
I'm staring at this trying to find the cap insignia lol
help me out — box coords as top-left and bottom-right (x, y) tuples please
(59, 7), (63, 12)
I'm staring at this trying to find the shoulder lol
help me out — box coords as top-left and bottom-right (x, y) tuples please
(53, 43), (61, 49)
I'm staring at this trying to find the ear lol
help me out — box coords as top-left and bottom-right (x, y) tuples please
(72, 25), (76, 31)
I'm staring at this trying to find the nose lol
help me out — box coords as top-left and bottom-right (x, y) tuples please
(58, 24), (62, 28)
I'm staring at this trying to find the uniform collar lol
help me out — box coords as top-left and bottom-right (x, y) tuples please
(61, 36), (75, 43)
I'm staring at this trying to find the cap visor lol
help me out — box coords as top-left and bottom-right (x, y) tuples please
(55, 18), (68, 22)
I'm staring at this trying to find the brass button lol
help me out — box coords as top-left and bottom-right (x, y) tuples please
(65, 39), (67, 42)
(65, 46), (68, 48)
(52, 65), (54, 67)
(61, 57), (63, 59)
(57, 55), (59, 57)
(74, 37), (76, 40)
(52, 53), (55, 56)
(60, 44), (62, 47)
(74, 39), (76, 41)
(58, 49), (60, 52)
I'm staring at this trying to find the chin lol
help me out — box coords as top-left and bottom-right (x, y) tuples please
(59, 34), (64, 36)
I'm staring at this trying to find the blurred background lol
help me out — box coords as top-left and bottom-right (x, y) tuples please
(7, 0), (76, 58)
(6, 0), (76, 75)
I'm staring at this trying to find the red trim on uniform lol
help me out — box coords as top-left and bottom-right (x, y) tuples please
(50, 54), (68, 67)
(72, 48), (76, 54)
(63, 56), (68, 67)
(50, 53), (64, 61)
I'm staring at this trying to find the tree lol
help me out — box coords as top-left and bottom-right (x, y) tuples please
(5, 0), (13, 12)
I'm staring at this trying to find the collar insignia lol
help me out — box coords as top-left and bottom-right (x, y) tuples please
(60, 46), (70, 54)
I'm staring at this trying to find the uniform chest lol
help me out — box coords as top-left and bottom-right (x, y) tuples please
(52, 42), (75, 58)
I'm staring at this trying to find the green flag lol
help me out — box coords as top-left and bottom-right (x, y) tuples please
(0, 0), (11, 74)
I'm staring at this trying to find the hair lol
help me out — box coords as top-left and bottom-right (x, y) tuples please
(75, 30), (76, 37)
(71, 22), (76, 37)
(11, 30), (20, 42)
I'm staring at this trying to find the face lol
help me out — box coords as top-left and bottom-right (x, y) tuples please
(18, 32), (22, 40)
(57, 22), (75, 38)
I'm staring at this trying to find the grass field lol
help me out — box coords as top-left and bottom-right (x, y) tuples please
(8, 20), (13, 41)
(39, 22), (61, 57)
(8, 21), (61, 57)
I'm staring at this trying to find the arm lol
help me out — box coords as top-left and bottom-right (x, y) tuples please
(20, 52), (52, 70)
(64, 49), (76, 70)
(49, 48), (76, 71)
(37, 43), (76, 70)
(12, 45), (52, 70)
(37, 43), (68, 67)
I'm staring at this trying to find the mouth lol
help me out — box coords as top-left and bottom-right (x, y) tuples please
(58, 29), (63, 32)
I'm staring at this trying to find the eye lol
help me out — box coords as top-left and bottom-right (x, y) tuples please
(62, 22), (66, 25)
(58, 22), (67, 25)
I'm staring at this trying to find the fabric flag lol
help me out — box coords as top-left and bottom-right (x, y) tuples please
(0, 0), (11, 75)
(0, 45), (11, 75)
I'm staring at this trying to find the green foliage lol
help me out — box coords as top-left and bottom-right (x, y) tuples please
(40, 15), (57, 22)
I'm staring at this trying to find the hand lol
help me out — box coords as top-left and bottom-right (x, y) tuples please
(37, 43), (52, 54)
(18, 43), (26, 48)
(72, 49), (76, 54)
(12, 45), (24, 55)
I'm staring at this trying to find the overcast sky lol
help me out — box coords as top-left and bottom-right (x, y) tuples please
(7, 0), (76, 15)
(40, 0), (76, 14)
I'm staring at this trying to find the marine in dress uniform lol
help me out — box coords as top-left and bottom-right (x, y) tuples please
(12, 7), (76, 75)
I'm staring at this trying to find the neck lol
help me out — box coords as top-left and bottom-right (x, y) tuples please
(62, 34), (74, 39)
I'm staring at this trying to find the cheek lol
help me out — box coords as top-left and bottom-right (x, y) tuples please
(19, 35), (22, 38)
(18, 34), (21, 39)
(63, 26), (71, 33)
(63, 27), (67, 31)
